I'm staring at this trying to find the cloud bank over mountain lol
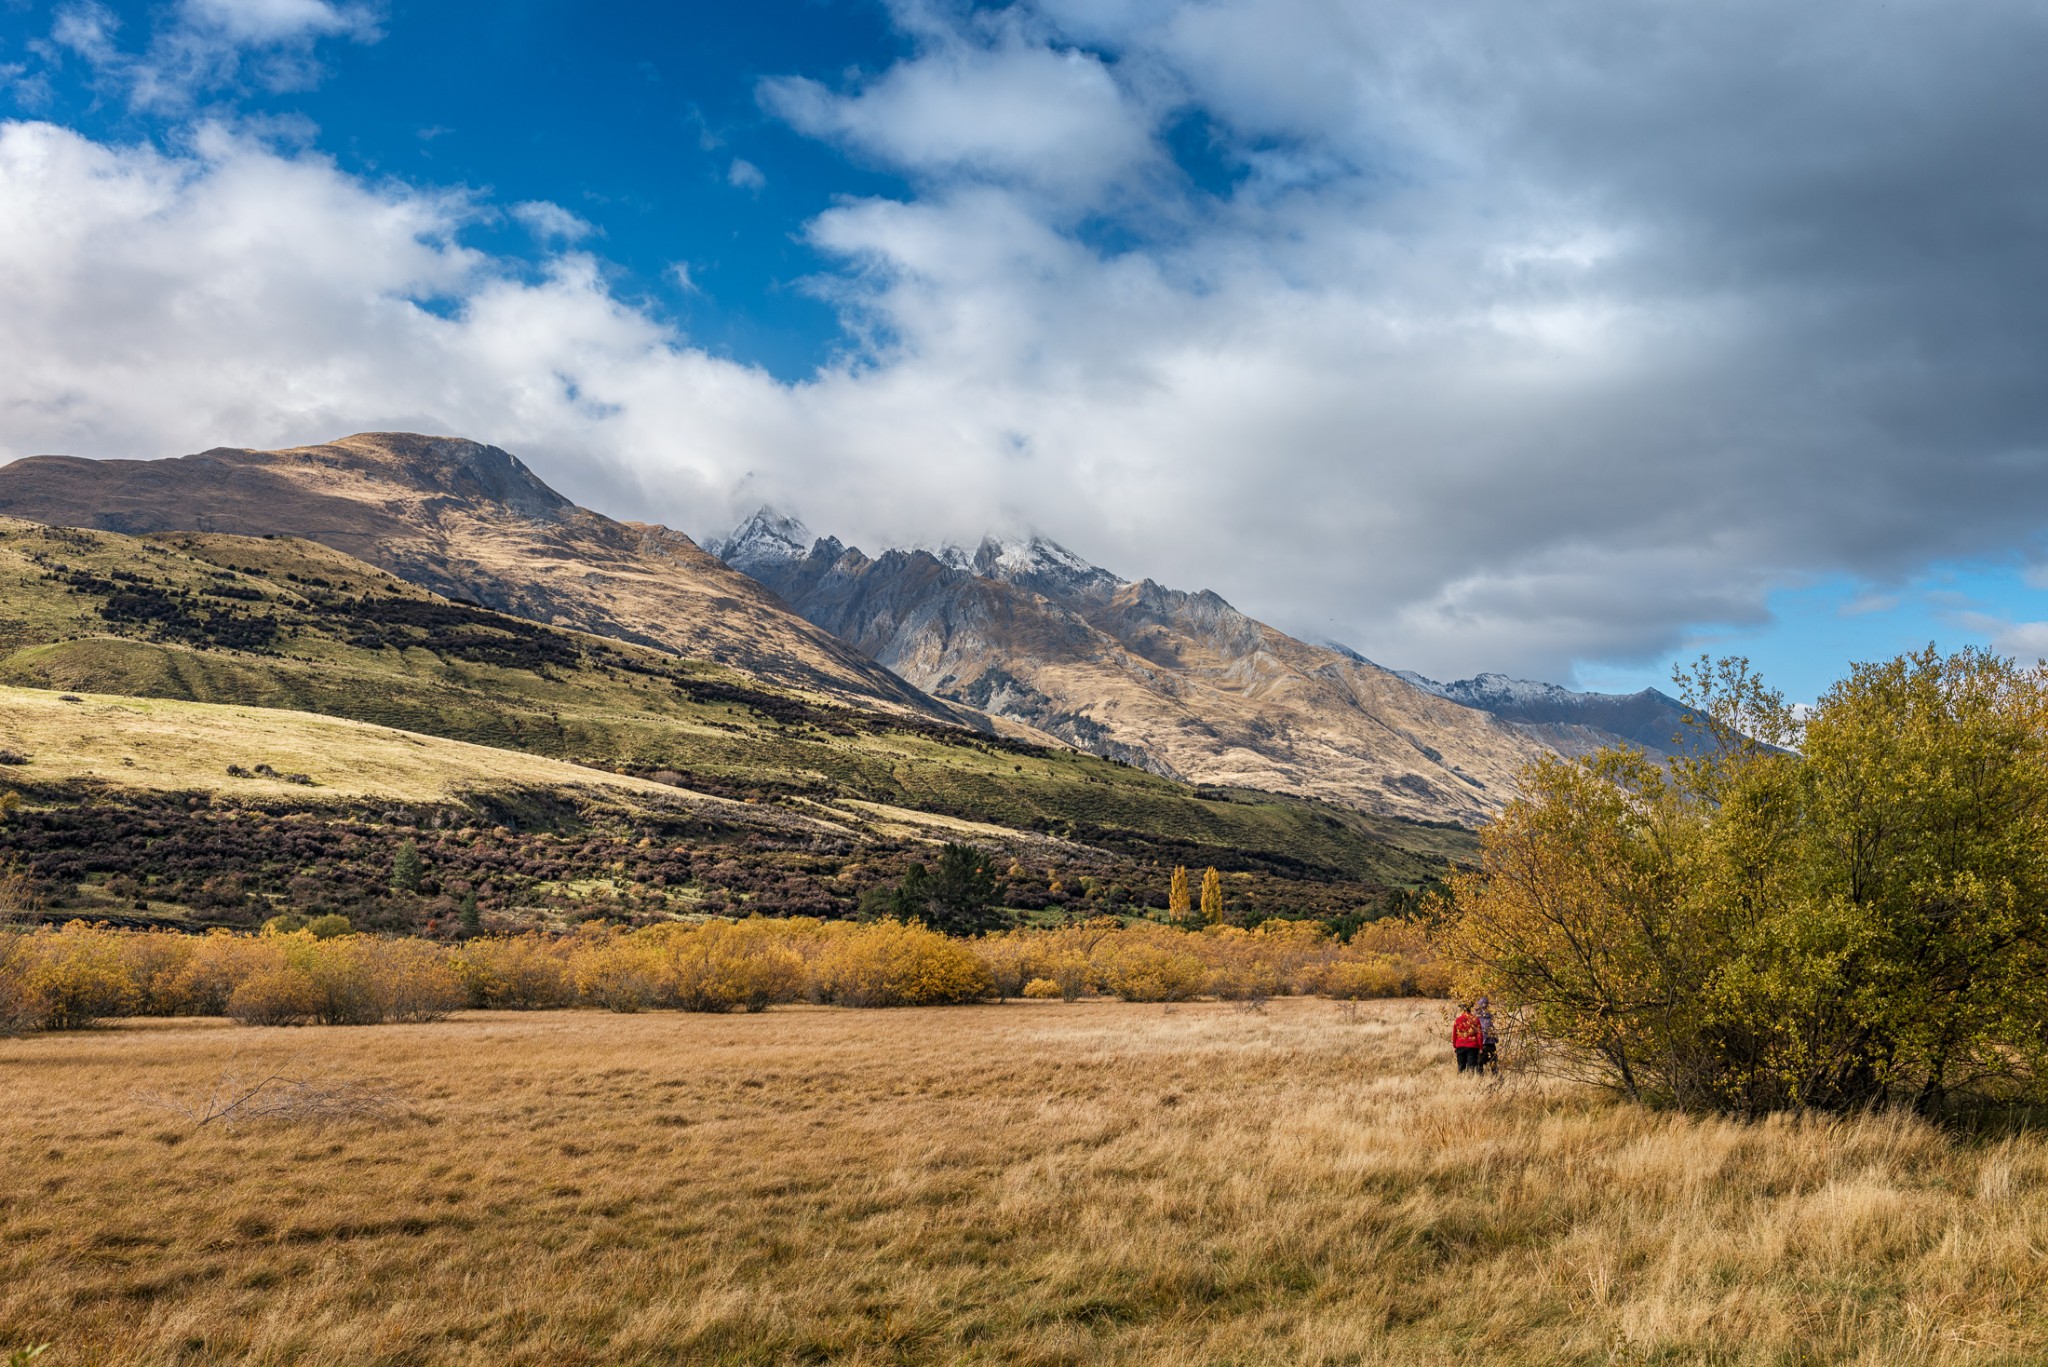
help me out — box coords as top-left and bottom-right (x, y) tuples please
(1, 0), (2046, 683)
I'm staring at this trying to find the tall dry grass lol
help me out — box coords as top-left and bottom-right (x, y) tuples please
(3, 1001), (2044, 1365)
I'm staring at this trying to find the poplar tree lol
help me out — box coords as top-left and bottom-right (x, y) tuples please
(1200, 867), (1224, 925)
(1168, 866), (1191, 923)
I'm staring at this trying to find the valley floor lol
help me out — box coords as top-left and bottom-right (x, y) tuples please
(3, 1001), (2044, 1365)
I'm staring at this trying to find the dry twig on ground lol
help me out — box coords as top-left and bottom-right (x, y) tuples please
(139, 1061), (404, 1131)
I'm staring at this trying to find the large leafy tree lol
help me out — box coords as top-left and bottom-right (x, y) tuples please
(1444, 647), (2048, 1116)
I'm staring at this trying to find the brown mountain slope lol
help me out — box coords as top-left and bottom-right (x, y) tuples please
(0, 433), (960, 723)
(724, 524), (1554, 826)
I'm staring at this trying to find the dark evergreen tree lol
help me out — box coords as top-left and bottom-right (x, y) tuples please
(391, 839), (424, 893)
(891, 862), (931, 919)
(919, 843), (1007, 935)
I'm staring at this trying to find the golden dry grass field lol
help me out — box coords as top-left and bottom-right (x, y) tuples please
(4, 1000), (2046, 1366)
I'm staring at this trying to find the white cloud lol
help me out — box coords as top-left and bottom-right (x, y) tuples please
(510, 200), (594, 243)
(43, 0), (378, 109)
(5, 0), (2048, 687)
(1995, 622), (2048, 662)
(758, 29), (1159, 204)
(1952, 610), (2048, 663)
(0, 117), (815, 519)
(727, 157), (765, 192)
(50, 3), (121, 64)
(1841, 593), (1901, 618)
(179, 0), (374, 45)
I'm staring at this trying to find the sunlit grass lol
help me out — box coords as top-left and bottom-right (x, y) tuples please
(4, 1001), (2044, 1364)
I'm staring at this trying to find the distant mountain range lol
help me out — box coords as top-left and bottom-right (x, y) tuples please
(0, 434), (1701, 831)
(1388, 668), (1696, 761)
(712, 508), (1692, 824)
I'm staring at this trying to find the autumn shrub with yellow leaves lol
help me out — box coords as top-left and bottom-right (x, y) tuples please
(643, 918), (808, 1012)
(813, 918), (991, 1007)
(3, 921), (139, 1030)
(0, 909), (1444, 1033)
(1091, 930), (1210, 1002)
(450, 933), (579, 1009)
(968, 917), (1444, 1004)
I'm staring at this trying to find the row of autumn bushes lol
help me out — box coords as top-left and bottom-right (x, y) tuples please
(0, 915), (1446, 1032)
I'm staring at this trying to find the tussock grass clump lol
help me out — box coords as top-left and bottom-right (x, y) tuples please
(2, 1003), (2045, 1364)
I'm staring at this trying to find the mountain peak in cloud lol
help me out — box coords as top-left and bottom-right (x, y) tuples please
(711, 506), (815, 574)
(967, 532), (1123, 598)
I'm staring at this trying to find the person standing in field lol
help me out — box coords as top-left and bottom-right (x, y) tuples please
(1452, 1003), (1484, 1073)
(1475, 996), (1499, 1074)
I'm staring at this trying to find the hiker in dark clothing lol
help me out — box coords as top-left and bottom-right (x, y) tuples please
(1452, 1005), (1484, 1072)
(1475, 996), (1499, 1074)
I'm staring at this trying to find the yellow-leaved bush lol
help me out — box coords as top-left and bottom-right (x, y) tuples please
(967, 918), (1445, 1003)
(813, 919), (992, 1007)
(0, 910), (1445, 1034)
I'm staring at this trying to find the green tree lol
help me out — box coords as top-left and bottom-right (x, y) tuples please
(856, 881), (902, 921)
(870, 847), (1007, 935)
(457, 891), (482, 937)
(895, 862), (932, 918)
(1443, 648), (2048, 1117)
(922, 843), (1007, 936)
(391, 839), (423, 894)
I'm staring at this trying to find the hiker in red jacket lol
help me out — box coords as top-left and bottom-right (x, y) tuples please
(1452, 1005), (1484, 1073)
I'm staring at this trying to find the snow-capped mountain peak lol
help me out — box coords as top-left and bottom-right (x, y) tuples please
(1377, 664), (1696, 757)
(968, 533), (1122, 597)
(1400, 670), (1585, 710)
(926, 541), (977, 572)
(712, 506), (812, 573)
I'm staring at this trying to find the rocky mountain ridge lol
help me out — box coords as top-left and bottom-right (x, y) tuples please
(717, 508), (1553, 826)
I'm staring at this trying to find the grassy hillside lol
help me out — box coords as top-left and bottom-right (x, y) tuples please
(0, 518), (1471, 896)
(0, 683), (744, 810)
(0, 434), (958, 719)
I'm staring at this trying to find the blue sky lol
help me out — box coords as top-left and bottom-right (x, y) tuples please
(6, 0), (919, 376)
(2, 0), (2046, 703)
